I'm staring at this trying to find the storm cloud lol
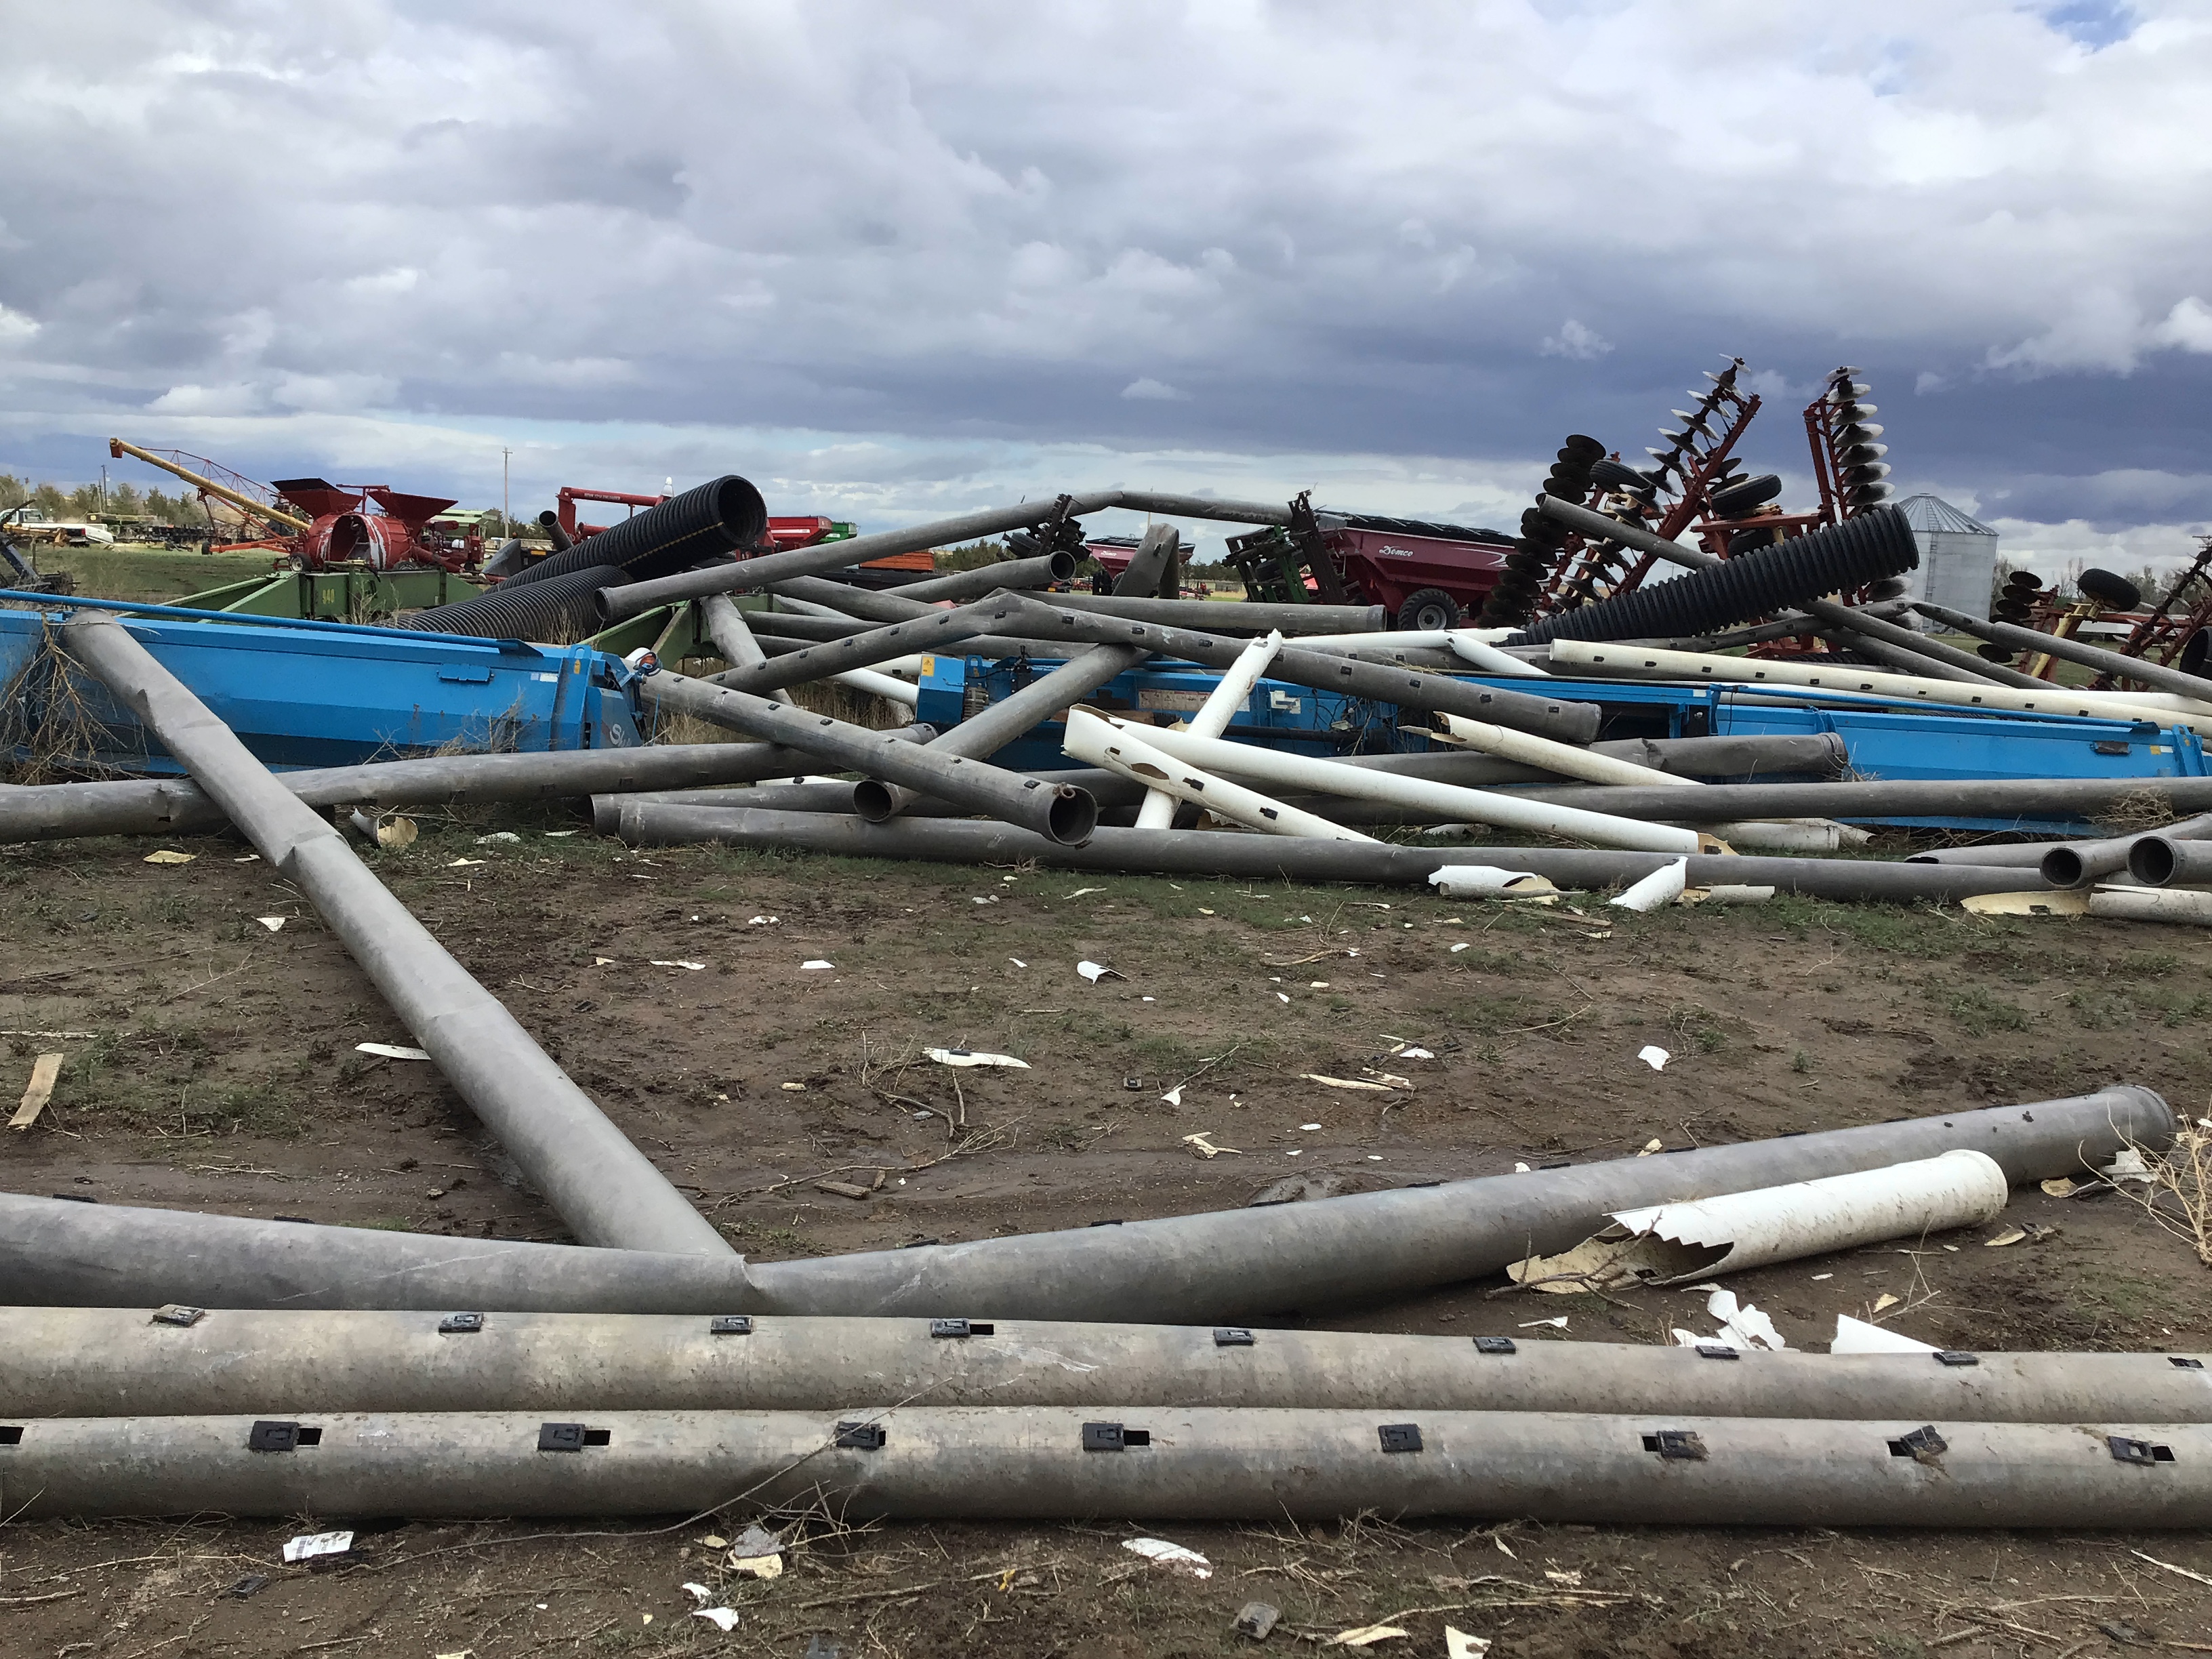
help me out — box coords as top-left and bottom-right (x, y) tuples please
(1, 1), (2206, 570)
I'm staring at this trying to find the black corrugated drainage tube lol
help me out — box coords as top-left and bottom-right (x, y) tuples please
(1513, 508), (1920, 645)
(399, 564), (630, 640)
(0, 737), (934, 844)
(636, 670), (1098, 844)
(0, 1088), (2166, 1317)
(59, 613), (733, 1259)
(602, 806), (2044, 902)
(6, 1408), (2207, 1524)
(7, 1308), (2207, 1422)
(506, 475), (766, 589)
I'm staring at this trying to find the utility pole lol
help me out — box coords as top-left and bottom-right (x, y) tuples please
(501, 447), (512, 533)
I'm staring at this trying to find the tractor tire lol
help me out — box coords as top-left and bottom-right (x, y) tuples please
(1397, 587), (1462, 632)
(1708, 473), (1782, 518)
(2078, 567), (2142, 611)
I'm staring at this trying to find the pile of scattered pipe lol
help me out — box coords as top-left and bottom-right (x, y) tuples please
(12, 489), (2212, 1529)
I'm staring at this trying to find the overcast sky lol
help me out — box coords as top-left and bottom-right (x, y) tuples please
(3, 1), (2207, 572)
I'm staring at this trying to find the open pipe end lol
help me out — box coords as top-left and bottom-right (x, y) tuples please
(1048, 549), (1078, 581)
(2129, 836), (2179, 886)
(2041, 846), (2091, 888)
(852, 779), (896, 822)
(592, 585), (634, 624)
(1045, 785), (1099, 846)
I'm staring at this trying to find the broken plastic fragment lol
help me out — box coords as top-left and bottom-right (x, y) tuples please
(1609, 858), (1688, 913)
(926, 1048), (1029, 1069)
(1445, 1630), (1492, 1659)
(1122, 1537), (1211, 1578)
(691, 1607), (741, 1631)
(1067, 887), (1105, 899)
(649, 960), (708, 970)
(476, 832), (521, 844)
(356, 1043), (430, 1061)
(2102, 1147), (2156, 1183)
(1330, 1626), (1410, 1647)
(1427, 865), (1556, 900)
(1160, 1085), (1184, 1106)
(800, 960), (834, 971)
(142, 849), (194, 865)
(256, 916), (285, 933)
(1078, 960), (1125, 983)
(281, 1530), (353, 1563)
(1517, 1315), (1568, 1330)
(1830, 1313), (1938, 1354)
(1508, 1150), (2006, 1292)
(747, 916), (779, 925)
(1300, 1073), (1395, 1092)
(1183, 1132), (1240, 1158)
(1638, 1044), (1671, 1071)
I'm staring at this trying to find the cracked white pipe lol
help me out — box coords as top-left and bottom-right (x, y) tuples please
(1128, 721), (1702, 855)
(1132, 629), (1283, 831)
(1064, 708), (1369, 840)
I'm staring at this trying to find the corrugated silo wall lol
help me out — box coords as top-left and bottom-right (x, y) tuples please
(1906, 529), (1999, 621)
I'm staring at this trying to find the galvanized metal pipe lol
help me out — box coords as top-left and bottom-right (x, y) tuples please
(60, 613), (731, 1258)
(10, 1308), (2207, 1422)
(703, 594), (1030, 695)
(1, 1088), (2164, 1318)
(595, 491), (1126, 623)
(605, 806), (2051, 903)
(1111, 523), (1182, 598)
(698, 592), (787, 701)
(893, 550), (1077, 604)
(854, 644), (1147, 821)
(636, 670), (1097, 844)
(1033, 592), (1389, 634)
(989, 595), (1603, 745)
(1917, 601), (2212, 707)
(7, 1408), (2206, 1524)
(0, 739), (933, 845)
(2129, 836), (2212, 886)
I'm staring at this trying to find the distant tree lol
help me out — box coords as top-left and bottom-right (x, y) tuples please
(66, 483), (102, 517)
(31, 483), (67, 516)
(0, 474), (26, 511)
(933, 538), (1010, 573)
(106, 482), (145, 516)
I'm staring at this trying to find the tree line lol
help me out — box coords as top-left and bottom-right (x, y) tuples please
(0, 475), (208, 525)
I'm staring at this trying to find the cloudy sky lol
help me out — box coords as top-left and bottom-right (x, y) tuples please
(2, 1), (2207, 573)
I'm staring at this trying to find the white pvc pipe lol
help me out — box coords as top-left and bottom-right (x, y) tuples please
(1134, 630), (1283, 830)
(1513, 1149), (2009, 1290)
(830, 667), (920, 708)
(1547, 640), (2212, 738)
(1448, 634), (1551, 677)
(1701, 820), (1845, 853)
(1064, 709), (1373, 842)
(1609, 857), (1688, 911)
(2087, 886), (2212, 926)
(1127, 723), (1703, 855)
(1429, 712), (1694, 787)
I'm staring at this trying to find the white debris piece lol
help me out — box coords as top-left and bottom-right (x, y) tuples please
(1638, 1044), (1671, 1071)
(1509, 1149), (2007, 1291)
(1830, 1313), (1940, 1354)
(1609, 858), (1688, 913)
(649, 960), (708, 970)
(925, 1048), (1030, 1069)
(356, 1043), (431, 1061)
(800, 960), (834, 971)
(1078, 960), (1124, 983)
(257, 916), (286, 932)
(1427, 866), (1558, 900)
(1122, 1537), (1212, 1578)
(281, 1530), (354, 1563)
(691, 1607), (741, 1631)
(1669, 1288), (1788, 1351)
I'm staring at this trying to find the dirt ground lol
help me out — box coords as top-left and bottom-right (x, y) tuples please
(5, 810), (2212, 1658)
